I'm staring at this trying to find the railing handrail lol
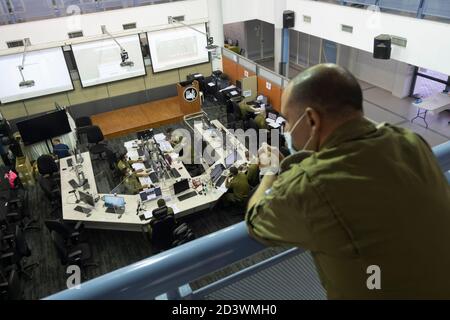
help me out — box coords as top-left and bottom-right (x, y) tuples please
(45, 223), (265, 300)
(45, 141), (450, 300)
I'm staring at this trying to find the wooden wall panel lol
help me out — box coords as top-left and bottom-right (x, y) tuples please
(257, 77), (283, 112)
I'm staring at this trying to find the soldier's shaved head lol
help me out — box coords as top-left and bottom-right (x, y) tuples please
(285, 64), (363, 119)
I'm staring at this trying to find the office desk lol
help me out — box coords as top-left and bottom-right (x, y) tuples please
(61, 121), (249, 232)
(61, 153), (147, 232)
(412, 92), (450, 128)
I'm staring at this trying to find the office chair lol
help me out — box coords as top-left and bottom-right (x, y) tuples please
(3, 190), (39, 233)
(45, 219), (85, 246)
(172, 223), (196, 247)
(150, 213), (177, 253)
(50, 231), (97, 270)
(0, 269), (23, 300)
(1, 226), (39, 281)
(75, 117), (93, 145)
(37, 155), (59, 177)
(86, 126), (109, 160)
(38, 176), (61, 209)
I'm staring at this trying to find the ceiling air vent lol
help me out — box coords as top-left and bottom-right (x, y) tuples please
(123, 23), (137, 30)
(6, 39), (25, 48)
(169, 15), (185, 23)
(68, 31), (84, 39)
(341, 24), (354, 33)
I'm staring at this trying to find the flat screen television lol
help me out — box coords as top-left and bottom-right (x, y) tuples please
(17, 110), (71, 146)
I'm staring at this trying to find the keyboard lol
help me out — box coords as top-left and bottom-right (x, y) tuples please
(74, 206), (92, 214)
(215, 176), (227, 188)
(171, 168), (181, 178)
(69, 179), (79, 189)
(178, 191), (198, 202)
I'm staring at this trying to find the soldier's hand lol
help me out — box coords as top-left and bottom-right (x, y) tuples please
(258, 143), (284, 170)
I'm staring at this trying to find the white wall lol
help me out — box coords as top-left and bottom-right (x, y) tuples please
(341, 47), (413, 98)
(0, 0), (209, 55)
(286, 0), (450, 77)
(222, 0), (450, 77)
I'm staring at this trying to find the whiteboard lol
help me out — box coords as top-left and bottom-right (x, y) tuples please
(72, 34), (146, 87)
(148, 23), (210, 73)
(0, 47), (73, 104)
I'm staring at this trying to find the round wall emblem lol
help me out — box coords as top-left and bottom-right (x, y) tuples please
(183, 87), (199, 102)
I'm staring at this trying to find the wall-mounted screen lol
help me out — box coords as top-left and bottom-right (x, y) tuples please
(72, 34), (146, 87)
(148, 23), (210, 73)
(0, 47), (73, 104)
(17, 110), (71, 146)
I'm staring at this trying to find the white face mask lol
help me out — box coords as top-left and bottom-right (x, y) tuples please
(283, 112), (314, 154)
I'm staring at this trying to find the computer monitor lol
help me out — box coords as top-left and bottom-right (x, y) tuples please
(139, 187), (162, 203)
(78, 191), (95, 207)
(104, 196), (125, 209)
(236, 80), (242, 90)
(225, 151), (238, 169)
(173, 179), (190, 195)
(210, 164), (225, 182)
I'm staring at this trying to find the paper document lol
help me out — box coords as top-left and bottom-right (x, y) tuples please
(140, 177), (152, 186)
(220, 85), (236, 92)
(170, 204), (181, 214)
(158, 141), (173, 153)
(127, 150), (139, 160)
(208, 82), (216, 87)
(132, 163), (146, 171)
(124, 141), (138, 149)
(154, 133), (167, 143)
(143, 211), (153, 220)
(230, 90), (239, 96)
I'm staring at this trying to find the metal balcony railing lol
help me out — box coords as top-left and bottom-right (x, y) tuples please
(45, 141), (450, 300)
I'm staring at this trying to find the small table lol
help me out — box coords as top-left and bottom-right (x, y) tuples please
(411, 92), (450, 128)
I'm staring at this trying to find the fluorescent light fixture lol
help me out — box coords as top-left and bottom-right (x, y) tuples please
(101, 26), (135, 68)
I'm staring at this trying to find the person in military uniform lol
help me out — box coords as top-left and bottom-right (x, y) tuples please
(116, 152), (150, 195)
(239, 101), (261, 120)
(223, 166), (250, 208)
(244, 151), (260, 187)
(246, 63), (450, 299)
(254, 110), (267, 129)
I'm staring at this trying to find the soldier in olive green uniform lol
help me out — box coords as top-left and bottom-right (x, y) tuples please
(239, 101), (260, 119)
(254, 111), (267, 129)
(224, 166), (250, 207)
(117, 153), (149, 195)
(246, 64), (450, 299)
(244, 151), (260, 187)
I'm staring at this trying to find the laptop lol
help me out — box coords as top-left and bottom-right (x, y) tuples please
(139, 187), (162, 203)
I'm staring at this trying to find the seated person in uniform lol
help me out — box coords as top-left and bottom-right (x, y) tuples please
(166, 128), (183, 148)
(244, 151), (260, 187)
(116, 151), (150, 195)
(254, 110), (267, 129)
(239, 101), (261, 120)
(52, 138), (70, 159)
(223, 166), (250, 207)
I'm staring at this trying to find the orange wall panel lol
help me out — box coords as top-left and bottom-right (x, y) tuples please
(237, 64), (256, 80)
(257, 77), (283, 112)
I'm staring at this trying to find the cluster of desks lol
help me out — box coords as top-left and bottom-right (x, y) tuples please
(60, 120), (248, 232)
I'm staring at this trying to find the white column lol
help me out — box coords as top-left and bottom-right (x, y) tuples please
(273, 0), (287, 74)
(207, 0), (224, 71)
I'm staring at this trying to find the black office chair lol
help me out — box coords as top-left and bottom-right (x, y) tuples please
(3, 189), (39, 232)
(75, 117), (93, 145)
(86, 126), (109, 160)
(50, 231), (97, 270)
(150, 213), (177, 253)
(1, 226), (39, 280)
(172, 223), (196, 247)
(45, 219), (85, 246)
(38, 176), (61, 209)
(37, 155), (59, 177)
(0, 269), (23, 300)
